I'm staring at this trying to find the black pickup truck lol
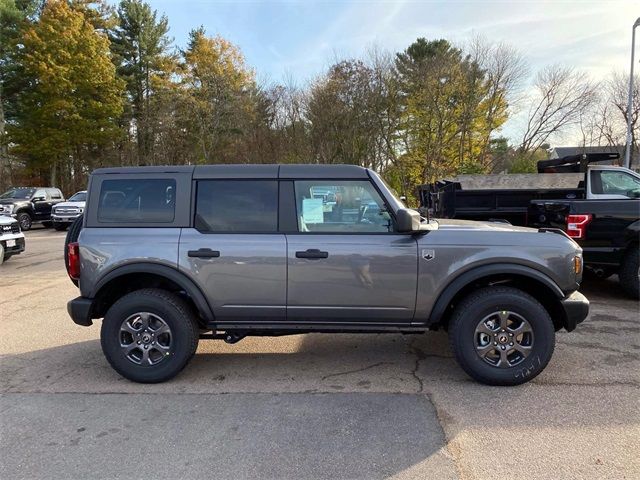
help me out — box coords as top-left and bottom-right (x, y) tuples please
(0, 187), (66, 230)
(420, 153), (640, 298)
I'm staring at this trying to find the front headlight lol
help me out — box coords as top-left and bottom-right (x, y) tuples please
(2, 204), (15, 214)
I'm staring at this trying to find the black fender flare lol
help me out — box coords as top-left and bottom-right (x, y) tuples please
(623, 220), (639, 247)
(91, 263), (215, 322)
(427, 263), (565, 325)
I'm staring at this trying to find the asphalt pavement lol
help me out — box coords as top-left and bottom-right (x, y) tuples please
(1, 227), (638, 479)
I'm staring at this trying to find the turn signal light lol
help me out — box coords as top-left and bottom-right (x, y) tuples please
(574, 255), (583, 275)
(68, 242), (81, 280)
(566, 214), (592, 239)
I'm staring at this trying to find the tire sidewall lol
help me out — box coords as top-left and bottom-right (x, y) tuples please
(451, 289), (555, 385)
(101, 292), (195, 383)
(17, 213), (32, 231)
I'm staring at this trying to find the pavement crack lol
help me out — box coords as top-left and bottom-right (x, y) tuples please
(409, 341), (427, 393)
(321, 362), (391, 380)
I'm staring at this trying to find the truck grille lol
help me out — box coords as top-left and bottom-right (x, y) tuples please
(55, 207), (80, 215)
(0, 223), (20, 235)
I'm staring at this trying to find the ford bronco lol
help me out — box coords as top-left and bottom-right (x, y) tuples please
(66, 164), (589, 385)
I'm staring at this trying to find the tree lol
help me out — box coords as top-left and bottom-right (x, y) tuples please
(179, 27), (257, 164)
(110, 0), (174, 165)
(9, 0), (124, 189)
(519, 65), (598, 155)
(0, 0), (42, 189)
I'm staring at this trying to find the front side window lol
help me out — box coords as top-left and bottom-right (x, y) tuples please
(195, 180), (278, 233)
(33, 189), (46, 200)
(591, 170), (640, 198)
(98, 179), (176, 223)
(294, 180), (393, 233)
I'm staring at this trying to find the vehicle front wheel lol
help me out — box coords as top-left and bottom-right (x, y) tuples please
(448, 286), (555, 386)
(618, 246), (639, 299)
(101, 289), (199, 383)
(17, 212), (32, 231)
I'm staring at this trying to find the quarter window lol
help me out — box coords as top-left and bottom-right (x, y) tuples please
(195, 180), (278, 233)
(97, 179), (176, 223)
(294, 180), (393, 233)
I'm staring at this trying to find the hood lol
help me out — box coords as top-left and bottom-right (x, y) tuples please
(0, 198), (30, 205)
(0, 215), (18, 225)
(434, 218), (536, 233)
(54, 201), (85, 208)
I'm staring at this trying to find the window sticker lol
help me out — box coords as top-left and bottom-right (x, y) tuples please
(302, 198), (324, 223)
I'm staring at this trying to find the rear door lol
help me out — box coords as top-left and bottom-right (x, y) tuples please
(285, 179), (418, 325)
(178, 179), (287, 322)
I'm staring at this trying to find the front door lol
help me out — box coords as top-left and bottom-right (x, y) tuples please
(32, 189), (50, 221)
(178, 180), (286, 322)
(286, 179), (418, 324)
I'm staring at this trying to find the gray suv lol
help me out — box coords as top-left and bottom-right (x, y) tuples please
(66, 164), (589, 385)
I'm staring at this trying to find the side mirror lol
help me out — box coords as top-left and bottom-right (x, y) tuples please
(395, 208), (421, 233)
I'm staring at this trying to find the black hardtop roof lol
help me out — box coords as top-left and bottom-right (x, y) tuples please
(91, 164), (370, 179)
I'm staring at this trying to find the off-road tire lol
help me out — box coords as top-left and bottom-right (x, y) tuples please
(101, 289), (199, 383)
(64, 214), (83, 286)
(17, 212), (32, 231)
(619, 246), (639, 299)
(449, 286), (555, 386)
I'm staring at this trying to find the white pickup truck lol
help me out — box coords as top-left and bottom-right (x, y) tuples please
(0, 216), (25, 264)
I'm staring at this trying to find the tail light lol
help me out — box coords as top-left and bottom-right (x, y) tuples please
(68, 242), (81, 280)
(566, 214), (592, 239)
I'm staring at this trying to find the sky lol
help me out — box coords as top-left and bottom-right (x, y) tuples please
(138, 0), (638, 144)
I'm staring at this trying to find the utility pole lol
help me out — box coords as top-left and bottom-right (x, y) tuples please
(624, 18), (640, 169)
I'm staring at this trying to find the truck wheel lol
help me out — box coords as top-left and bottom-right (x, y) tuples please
(17, 213), (32, 231)
(64, 214), (83, 286)
(101, 289), (199, 383)
(448, 286), (555, 386)
(618, 247), (639, 300)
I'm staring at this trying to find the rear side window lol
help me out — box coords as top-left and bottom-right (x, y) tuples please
(98, 179), (176, 223)
(195, 180), (278, 233)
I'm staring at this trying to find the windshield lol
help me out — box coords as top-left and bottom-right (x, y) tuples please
(69, 191), (87, 202)
(0, 188), (35, 199)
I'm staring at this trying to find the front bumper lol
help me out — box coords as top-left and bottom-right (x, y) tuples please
(1, 234), (25, 256)
(560, 290), (589, 332)
(52, 214), (81, 223)
(67, 297), (94, 326)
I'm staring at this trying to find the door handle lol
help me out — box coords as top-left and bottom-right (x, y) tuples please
(295, 249), (329, 259)
(188, 248), (220, 258)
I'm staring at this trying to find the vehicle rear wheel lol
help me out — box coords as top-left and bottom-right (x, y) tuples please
(17, 212), (32, 231)
(618, 246), (639, 299)
(448, 286), (555, 386)
(101, 289), (199, 383)
(53, 222), (68, 231)
(64, 214), (83, 286)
